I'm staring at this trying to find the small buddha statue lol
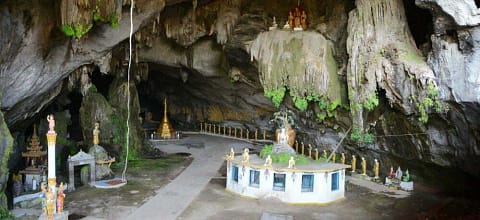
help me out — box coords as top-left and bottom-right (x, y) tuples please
(374, 159), (380, 179)
(242, 148), (250, 164)
(341, 153), (346, 164)
(361, 157), (367, 175)
(93, 121), (100, 145)
(395, 166), (403, 180)
(264, 155), (272, 167)
(323, 150), (327, 159)
(332, 152), (336, 163)
(288, 156), (296, 169)
(301, 10), (307, 30)
(351, 155), (356, 172)
(403, 169), (410, 182)
(229, 148), (235, 160)
(269, 16), (278, 31)
(389, 166), (395, 178)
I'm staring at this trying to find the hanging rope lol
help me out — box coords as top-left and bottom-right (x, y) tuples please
(122, 0), (134, 182)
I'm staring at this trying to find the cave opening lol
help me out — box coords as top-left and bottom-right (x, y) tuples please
(403, 0), (434, 53)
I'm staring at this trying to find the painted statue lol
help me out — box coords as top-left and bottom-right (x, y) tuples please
(47, 114), (55, 133)
(46, 187), (55, 218)
(395, 166), (403, 180)
(57, 182), (65, 213)
(374, 159), (380, 178)
(403, 169), (410, 182)
(361, 157), (367, 175)
(40, 182), (47, 214)
(93, 122), (100, 145)
(351, 155), (356, 172)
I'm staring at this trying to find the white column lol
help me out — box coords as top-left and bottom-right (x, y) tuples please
(46, 133), (57, 179)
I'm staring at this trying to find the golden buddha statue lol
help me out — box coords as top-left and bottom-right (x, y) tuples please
(361, 157), (367, 175)
(157, 98), (175, 139)
(93, 122), (100, 145)
(351, 155), (356, 172)
(374, 159), (380, 179)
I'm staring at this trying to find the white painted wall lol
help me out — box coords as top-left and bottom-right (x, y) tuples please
(226, 161), (346, 204)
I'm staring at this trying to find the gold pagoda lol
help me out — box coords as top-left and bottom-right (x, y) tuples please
(157, 98), (175, 139)
(20, 124), (46, 174)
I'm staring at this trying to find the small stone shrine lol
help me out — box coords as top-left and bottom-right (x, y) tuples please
(157, 98), (176, 139)
(67, 150), (96, 192)
(19, 124), (47, 190)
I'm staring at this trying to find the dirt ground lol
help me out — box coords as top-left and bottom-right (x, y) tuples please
(65, 154), (193, 220)
(178, 162), (480, 220)
(14, 152), (480, 220)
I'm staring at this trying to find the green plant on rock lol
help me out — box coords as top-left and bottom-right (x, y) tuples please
(264, 87), (286, 108)
(363, 94), (379, 111)
(62, 25), (75, 37)
(350, 128), (374, 144)
(293, 96), (308, 111)
(110, 113), (138, 161)
(0, 207), (13, 219)
(62, 23), (93, 39)
(259, 145), (310, 165)
(315, 97), (341, 122)
(417, 81), (445, 124)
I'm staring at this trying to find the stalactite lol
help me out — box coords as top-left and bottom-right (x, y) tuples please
(250, 31), (341, 101)
(346, 0), (435, 131)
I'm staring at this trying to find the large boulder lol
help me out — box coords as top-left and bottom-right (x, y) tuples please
(88, 145), (113, 180)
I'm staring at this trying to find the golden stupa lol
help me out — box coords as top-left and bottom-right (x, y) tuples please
(21, 124), (46, 172)
(157, 98), (175, 139)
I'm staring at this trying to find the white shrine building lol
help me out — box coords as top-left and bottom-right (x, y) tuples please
(225, 154), (350, 204)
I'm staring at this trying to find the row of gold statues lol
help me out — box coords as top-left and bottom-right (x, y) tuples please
(200, 122), (266, 141)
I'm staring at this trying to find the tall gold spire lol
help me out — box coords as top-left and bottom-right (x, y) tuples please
(157, 97), (175, 139)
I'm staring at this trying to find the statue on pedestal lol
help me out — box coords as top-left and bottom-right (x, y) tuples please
(351, 155), (356, 172)
(341, 153), (345, 164)
(361, 157), (367, 175)
(374, 159), (380, 179)
(47, 114), (55, 134)
(93, 122), (100, 145)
